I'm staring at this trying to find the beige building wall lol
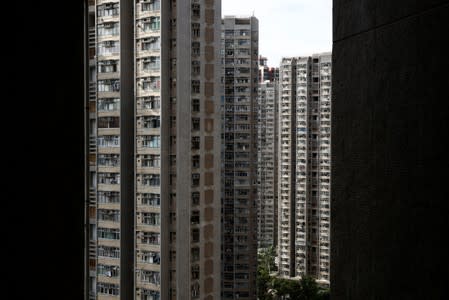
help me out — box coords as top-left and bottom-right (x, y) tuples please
(86, 1), (222, 299)
(256, 81), (279, 249)
(278, 53), (331, 286)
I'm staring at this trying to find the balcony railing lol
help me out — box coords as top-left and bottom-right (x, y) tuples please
(89, 187), (96, 205)
(89, 240), (97, 258)
(89, 82), (96, 100)
(89, 136), (97, 154)
(88, 27), (95, 48)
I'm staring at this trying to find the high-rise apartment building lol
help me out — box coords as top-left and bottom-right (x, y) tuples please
(278, 53), (331, 285)
(258, 56), (279, 83)
(256, 80), (279, 250)
(221, 16), (259, 299)
(84, 1), (222, 299)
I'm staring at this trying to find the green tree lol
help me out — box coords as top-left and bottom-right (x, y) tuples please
(257, 266), (272, 300)
(256, 247), (330, 300)
(299, 275), (320, 299)
(257, 246), (277, 299)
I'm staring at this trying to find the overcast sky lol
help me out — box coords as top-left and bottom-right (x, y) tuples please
(222, 0), (332, 66)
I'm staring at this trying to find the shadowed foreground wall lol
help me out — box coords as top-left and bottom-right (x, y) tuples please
(331, 1), (449, 299)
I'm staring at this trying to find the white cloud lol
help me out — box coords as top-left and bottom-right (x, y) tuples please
(222, 0), (332, 66)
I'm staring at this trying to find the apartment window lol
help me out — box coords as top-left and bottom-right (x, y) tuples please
(192, 42), (200, 56)
(141, 231), (160, 245)
(98, 60), (118, 73)
(98, 264), (119, 277)
(97, 40), (119, 55)
(98, 191), (120, 203)
(142, 96), (161, 109)
(142, 16), (160, 32)
(141, 0), (160, 12)
(192, 155), (200, 169)
(170, 18), (177, 32)
(98, 209), (120, 222)
(142, 174), (160, 186)
(98, 98), (119, 111)
(192, 60), (200, 76)
(97, 22), (119, 36)
(142, 56), (160, 71)
(141, 154), (160, 167)
(191, 247), (199, 262)
(97, 3), (119, 17)
(238, 39), (250, 46)
(141, 37), (161, 51)
(97, 283), (119, 296)
(98, 154), (119, 167)
(169, 212), (176, 225)
(191, 136), (200, 150)
(142, 290), (160, 300)
(141, 193), (160, 206)
(142, 135), (160, 148)
(192, 80), (200, 93)
(141, 270), (161, 285)
(192, 173), (200, 187)
(98, 116), (119, 128)
(142, 116), (160, 129)
(141, 76), (160, 91)
(142, 251), (160, 264)
(191, 210), (200, 225)
(191, 192), (200, 205)
(170, 116), (176, 129)
(98, 172), (120, 184)
(170, 232), (176, 243)
(192, 3), (200, 18)
(98, 79), (120, 92)
(191, 264), (199, 279)
(238, 48), (249, 55)
(192, 99), (200, 112)
(98, 246), (120, 259)
(192, 23), (200, 38)
(191, 228), (199, 243)
(192, 118), (200, 131)
(142, 212), (160, 226)
(98, 228), (120, 240)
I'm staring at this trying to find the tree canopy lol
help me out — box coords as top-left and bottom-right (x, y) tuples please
(257, 247), (330, 300)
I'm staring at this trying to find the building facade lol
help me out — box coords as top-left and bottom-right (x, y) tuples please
(85, 0), (222, 299)
(256, 80), (279, 250)
(278, 53), (331, 285)
(221, 16), (259, 299)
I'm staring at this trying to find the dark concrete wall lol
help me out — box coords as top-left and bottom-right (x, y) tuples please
(331, 1), (449, 299)
(120, 0), (135, 299)
(10, 1), (85, 299)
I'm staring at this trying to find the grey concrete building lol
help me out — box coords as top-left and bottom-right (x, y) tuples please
(278, 53), (331, 285)
(256, 80), (279, 250)
(331, 0), (449, 298)
(221, 15), (259, 300)
(84, 0), (222, 299)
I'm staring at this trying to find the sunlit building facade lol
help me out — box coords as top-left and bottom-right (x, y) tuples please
(278, 53), (331, 285)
